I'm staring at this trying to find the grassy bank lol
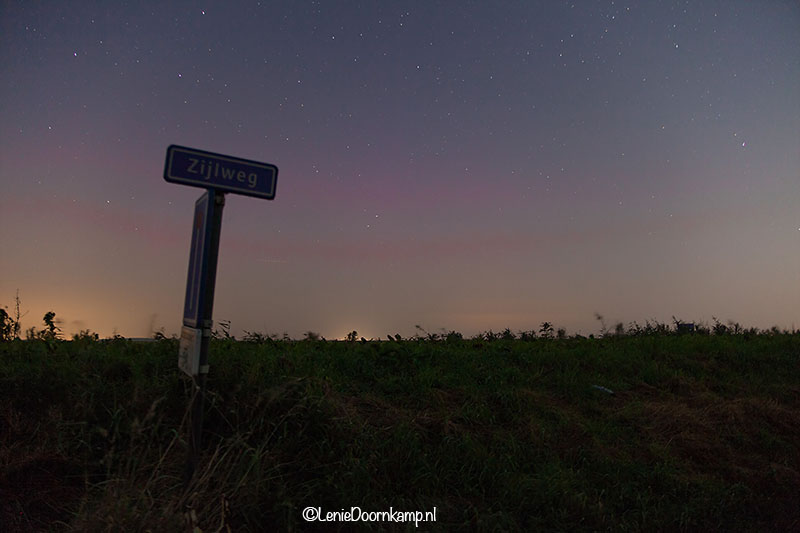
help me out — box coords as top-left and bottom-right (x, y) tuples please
(1, 332), (799, 531)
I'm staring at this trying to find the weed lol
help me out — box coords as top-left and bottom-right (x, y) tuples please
(1, 305), (798, 530)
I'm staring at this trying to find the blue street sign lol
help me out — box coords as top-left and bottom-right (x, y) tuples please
(183, 191), (213, 327)
(164, 145), (278, 200)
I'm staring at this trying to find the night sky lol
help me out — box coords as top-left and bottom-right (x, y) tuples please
(2, 1), (798, 340)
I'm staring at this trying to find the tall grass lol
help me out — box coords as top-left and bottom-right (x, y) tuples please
(1, 329), (799, 531)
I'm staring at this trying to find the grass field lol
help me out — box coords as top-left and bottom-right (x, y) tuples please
(1, 329), (798, 531)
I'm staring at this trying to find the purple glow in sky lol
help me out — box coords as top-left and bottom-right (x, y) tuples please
(1, 1), (798, 339)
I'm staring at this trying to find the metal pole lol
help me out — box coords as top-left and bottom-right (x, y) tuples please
(186, 189), (225, 482)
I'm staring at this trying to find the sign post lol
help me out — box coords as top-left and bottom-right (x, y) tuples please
(165, 145), (277, 482)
